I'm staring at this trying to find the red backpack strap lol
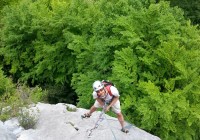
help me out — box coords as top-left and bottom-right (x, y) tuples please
(105, 85), (113, 96)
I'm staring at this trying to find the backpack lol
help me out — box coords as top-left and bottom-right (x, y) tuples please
(101, 80), (114, 96)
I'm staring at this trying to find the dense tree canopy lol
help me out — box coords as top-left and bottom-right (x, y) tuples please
(166, 0), (200, 25)
(0, 0), (200, 139)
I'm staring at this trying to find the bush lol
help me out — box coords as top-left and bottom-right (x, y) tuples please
(18, 107), (39, 129)
(16, 83), (48, 104)
(0, 94), (21, 121)
(30, 86), (48, 103)
(0, 68), (21, 121)
(0, 69), (46, 121)
(0, 68), (15, 97)
(65, 104), (77, 112)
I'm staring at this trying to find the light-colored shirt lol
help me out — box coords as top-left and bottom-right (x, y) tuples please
(92, 86), (120, 103)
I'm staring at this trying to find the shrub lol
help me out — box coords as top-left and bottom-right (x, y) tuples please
(0, 69), (21, 121)
(18, 107), (39, 130)
(0, 68), (15, 97)
(0, 91), (24, 121)
(65, 104), (77, 112)
(30, 86), (48, 103)
(0, 69), (46, 121)
(16, 83), (48, 104)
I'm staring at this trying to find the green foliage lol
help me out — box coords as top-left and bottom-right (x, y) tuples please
(71, 1), (200, 139)
(1, 0), (75, 85)
(17, 84), (48, 104)
(44, 84), (77, 104)
(0, 68), (15, 96)
(0, 68), (47, 121)
(0, 0), (76, 103)
(112, 47), (138, 90)
(0, 0), (20, 10)
(166, 0), (200, 25)
(109, 2), (199, 139)
(0, 83), (46, 121)
(30, 86), (48, 103)
(0, 90), (23, 121)
(71, 72), (96, 108)
(1, 0), (200, 139)
(0, 0), (21, 21)
(0, 68), (18, 120)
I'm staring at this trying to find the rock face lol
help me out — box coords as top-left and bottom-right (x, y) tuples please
(0, 103), (161, 140)
(0, 120), (17, 140)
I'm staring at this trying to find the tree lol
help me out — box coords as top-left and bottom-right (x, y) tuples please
(165, 0), (200, 25)
(69, 1), (200, 139)
(0, 0), (200, 139)
(0, 0), (77, 103)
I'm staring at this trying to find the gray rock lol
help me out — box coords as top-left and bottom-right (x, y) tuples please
(0, 121), (17, 140)
(4, 118), (24, 137)
(17, 103), (161, 140)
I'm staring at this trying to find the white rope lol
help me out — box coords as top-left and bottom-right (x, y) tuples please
(87, 102), (135, 140)
(103, 113), (118, 140)
(87, 102), (119, 139)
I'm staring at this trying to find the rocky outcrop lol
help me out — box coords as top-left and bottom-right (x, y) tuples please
(0, 103), (161, 140)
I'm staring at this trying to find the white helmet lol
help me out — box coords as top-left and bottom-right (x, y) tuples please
(93, 80), (104, 92)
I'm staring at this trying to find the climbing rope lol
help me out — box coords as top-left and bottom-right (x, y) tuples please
(87, 103), (118, 140)
(87, 108), (105, 137)
(86, 101), (137, 139)
(103, 113), (117, 140)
